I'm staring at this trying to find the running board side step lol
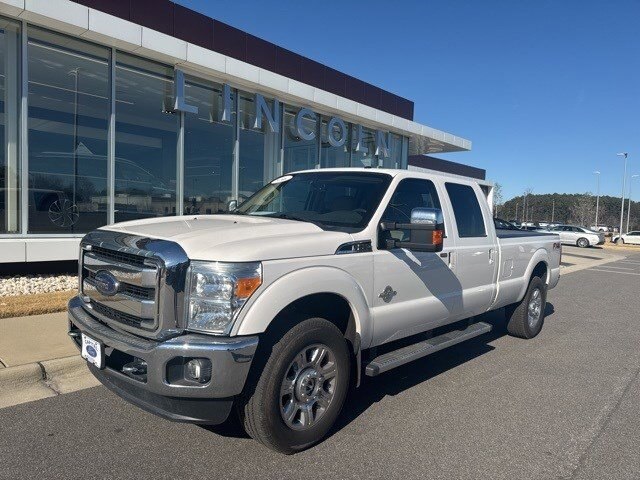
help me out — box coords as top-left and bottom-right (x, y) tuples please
(364, 322), (492, 376)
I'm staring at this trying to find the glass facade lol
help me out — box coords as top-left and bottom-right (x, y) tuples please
(0, 18), (19, 234)
(115, 54), (178, 222)
(238, 91), (279, 200)
(1, 20), (409, 238)
(284, 105), (317, 173)
(321, 117), (351, 169)
(27, 27), (110, 233)
(350, 126), (377, 168)
(183, 77), (234, 215)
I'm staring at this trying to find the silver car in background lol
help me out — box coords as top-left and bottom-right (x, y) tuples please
(543, 225), (605, 248)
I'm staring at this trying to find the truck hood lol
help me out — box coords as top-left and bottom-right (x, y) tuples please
(101, 215), (354, 262)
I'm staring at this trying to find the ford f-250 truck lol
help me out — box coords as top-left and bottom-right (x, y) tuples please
(68, 168), (561, 453)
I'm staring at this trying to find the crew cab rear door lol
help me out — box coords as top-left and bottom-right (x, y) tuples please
(443, 181), (499, 316)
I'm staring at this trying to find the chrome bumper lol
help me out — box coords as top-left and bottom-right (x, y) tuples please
(68, 296), (258, 424)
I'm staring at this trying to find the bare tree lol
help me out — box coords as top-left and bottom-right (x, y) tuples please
(493, 183), (503, 217)
(569, 193), (595, 227)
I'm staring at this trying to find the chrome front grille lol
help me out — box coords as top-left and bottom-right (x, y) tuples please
(79, 230), (190, 340)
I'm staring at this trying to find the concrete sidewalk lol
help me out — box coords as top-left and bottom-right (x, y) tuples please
(0, 311), (99, 408)
(0, 312), (78, 368)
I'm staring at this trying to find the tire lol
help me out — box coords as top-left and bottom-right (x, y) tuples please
(239, 317), (351, 454)
(620, 238), (625, 245)
(505, 276), (547, 339)
(576, 237), (589, 248)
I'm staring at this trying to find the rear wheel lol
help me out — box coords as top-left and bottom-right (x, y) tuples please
(576, 237), (589, 248)
(239, 318), (350, 454)
(505, 276), (547, 339)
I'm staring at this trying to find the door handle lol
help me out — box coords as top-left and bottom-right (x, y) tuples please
(489, 248), (495, 264)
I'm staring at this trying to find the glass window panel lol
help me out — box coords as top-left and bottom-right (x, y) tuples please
(350, 126), (376, 168)
(183, 77), (234, 215)
(320, 117), (350, 169)
(445, 182), (487, 238)
(380, 178), (442, 243)
(0, 18), (20, 234)
(238, 91), (279, 201)
(27, 27), (110, 233)
(283, 106), (318, 173)
(115, 53), (177, 222)
(380, 132), (403, 169)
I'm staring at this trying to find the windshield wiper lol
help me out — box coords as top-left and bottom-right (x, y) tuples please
(262, 213), (309, 222)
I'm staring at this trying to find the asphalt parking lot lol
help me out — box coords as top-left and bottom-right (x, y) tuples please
(1, 251), (639, 480)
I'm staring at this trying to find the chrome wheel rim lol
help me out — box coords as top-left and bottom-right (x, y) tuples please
(279, 343), (337, 431)
(528, 288), (543, 329)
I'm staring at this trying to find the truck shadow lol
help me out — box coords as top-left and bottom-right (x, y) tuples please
(202, 302), (555, 440)
(332, 302), (555, 436)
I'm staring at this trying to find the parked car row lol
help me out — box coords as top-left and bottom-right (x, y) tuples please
(495, 219), (606, 248)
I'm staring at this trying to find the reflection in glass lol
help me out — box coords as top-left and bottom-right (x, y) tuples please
(381, 132), (404, 169)
(183, 78), (234, 215)
(27, 28), (110, 233)
(350, 126), (377, 168)
(0, 18), (19, 233)
(238, 91), (279, 200)
(321, 117), (350, 168)
(283, 106), (317, 173)
(115, 53), (178, 222)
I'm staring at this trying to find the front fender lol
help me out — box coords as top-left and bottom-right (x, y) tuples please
(231, 266), (372, 348)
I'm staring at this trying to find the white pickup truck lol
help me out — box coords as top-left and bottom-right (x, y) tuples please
(68, 168), (561, 453)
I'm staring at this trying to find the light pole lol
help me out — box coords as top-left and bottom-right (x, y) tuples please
(594, 171), (600, 228)
(617, 152), (628, 235)
(626, 174), (639, 233)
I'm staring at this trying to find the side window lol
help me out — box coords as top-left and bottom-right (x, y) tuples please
(380, 178), (441, 245)
(445, 182), (486, 238)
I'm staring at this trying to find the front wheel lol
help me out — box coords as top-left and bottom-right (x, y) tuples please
(577, 237), (589, 248)
(239, 318), (351, 454)
(620, 238), (625, 245)
(505, 276), (547, 339)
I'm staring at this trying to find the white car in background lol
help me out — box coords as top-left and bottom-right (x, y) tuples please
(613, 231), (640, 245)
(544, 225), (605, 248)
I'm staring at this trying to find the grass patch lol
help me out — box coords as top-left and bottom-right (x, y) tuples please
(0, 290), (75, 319)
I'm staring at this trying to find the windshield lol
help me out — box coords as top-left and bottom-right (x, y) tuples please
(235, 172), (392, 232)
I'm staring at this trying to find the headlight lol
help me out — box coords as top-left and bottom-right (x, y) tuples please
(185, 261), (262, 334)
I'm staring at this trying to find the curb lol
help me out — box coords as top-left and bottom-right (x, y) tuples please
(0, 355), (100, 409)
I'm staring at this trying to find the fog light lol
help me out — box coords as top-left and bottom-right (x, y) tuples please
(185, 358), (212, 384)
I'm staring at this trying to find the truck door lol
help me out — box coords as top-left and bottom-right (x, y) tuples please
(443, 182), (498, 316)
(371, 177), (462, 346)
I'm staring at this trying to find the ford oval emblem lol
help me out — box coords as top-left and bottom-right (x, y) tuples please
(94, 270), (120, 297)
(86, 345), (97, 358)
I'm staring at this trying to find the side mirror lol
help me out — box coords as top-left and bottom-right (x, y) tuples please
(380, 207), (445, 252)
(227, 199), (238, 212)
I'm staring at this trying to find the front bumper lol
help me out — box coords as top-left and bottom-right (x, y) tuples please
(68, 296), (259, 424)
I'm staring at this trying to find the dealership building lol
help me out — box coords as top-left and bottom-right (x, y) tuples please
(0, 0), (472, 263)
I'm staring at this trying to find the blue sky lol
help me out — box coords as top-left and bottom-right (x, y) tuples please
(176, 0), (640, 200)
